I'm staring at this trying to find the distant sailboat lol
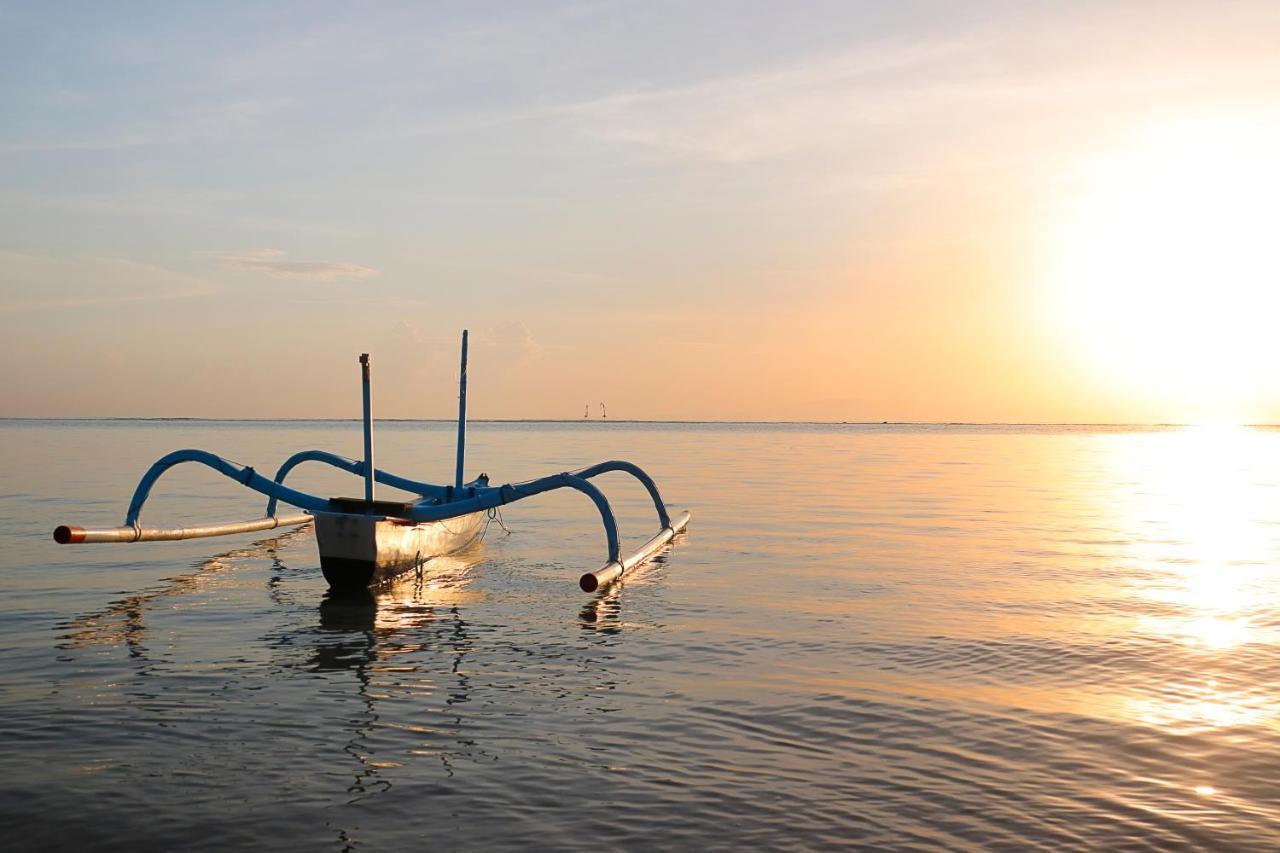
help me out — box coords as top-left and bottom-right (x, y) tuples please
(584, 404), (589, 419)
(600, 402), (607, 419)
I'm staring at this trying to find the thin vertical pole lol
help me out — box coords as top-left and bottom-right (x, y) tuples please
(360, 353), (374, 503)
(454, 330), (469, 493)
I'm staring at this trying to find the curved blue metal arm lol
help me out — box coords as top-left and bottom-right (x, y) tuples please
(572, 460), (672, 530)
(124, 449), (331, 527)
(264, 449), (452, 516)
(499, 472), (621, 562)
(122, 450), (673, 569)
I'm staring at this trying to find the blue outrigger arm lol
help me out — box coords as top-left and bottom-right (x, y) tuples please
(53, 448), (690, 591)
(52, 331), (690, 592)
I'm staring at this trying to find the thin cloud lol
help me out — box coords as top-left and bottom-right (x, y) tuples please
(0, 98), (289, 155)
(0, 252), (219, 313)
(209, 248), (380, 282)
(474, 320), (540, 361)
(552, 37), (978, 163)
(552, 19), (1280, 165)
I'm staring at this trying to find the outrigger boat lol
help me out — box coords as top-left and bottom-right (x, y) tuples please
(54, 331), (690, 593)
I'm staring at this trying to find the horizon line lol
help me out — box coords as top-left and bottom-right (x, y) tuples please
(2, 416), (1277, 428)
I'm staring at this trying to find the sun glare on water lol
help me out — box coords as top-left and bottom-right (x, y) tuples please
(1043, 115), (1280, 424)
(1103, 424), (1279, 734)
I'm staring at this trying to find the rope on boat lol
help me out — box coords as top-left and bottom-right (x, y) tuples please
(484, 506), (512, 537)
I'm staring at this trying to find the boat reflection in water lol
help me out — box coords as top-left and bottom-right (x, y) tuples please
(59, 523), (311, 655)
(312, 548), (487, 801)
(578, 551), (670, 635)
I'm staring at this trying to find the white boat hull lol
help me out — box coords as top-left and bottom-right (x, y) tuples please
(313, 511), (486, 589)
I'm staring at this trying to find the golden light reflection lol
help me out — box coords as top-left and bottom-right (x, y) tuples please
(1127, 681), (1265, 732)
(369, 550), (487, 632)
(1101, 425), (1279, 732)
(60, 523), (313, 651)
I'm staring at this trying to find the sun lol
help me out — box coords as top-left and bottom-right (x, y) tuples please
(1041, 114), (1280, 423)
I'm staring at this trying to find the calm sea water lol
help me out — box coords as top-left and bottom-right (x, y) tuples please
(1, 420), (1278, 850)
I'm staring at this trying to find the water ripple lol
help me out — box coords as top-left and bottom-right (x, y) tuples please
(2, 422), (1279, 849)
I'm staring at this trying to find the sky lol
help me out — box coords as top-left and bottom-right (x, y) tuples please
(2, 1), (1279, 422)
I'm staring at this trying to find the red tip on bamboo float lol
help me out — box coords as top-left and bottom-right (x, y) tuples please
(580, 561), (623, 592)
(53, 525), (86, 544)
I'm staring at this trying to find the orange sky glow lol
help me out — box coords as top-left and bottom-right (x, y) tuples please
(2, 3), (1278, 423)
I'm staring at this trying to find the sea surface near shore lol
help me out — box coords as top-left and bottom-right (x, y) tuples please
(1, 419), (1278, 850)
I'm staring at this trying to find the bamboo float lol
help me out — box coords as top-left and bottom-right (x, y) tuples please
(54, 514), (312, 544)
(581, 510), (692, 592)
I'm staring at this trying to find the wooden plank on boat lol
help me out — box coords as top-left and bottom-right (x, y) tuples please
(327, 497), (417, 517)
